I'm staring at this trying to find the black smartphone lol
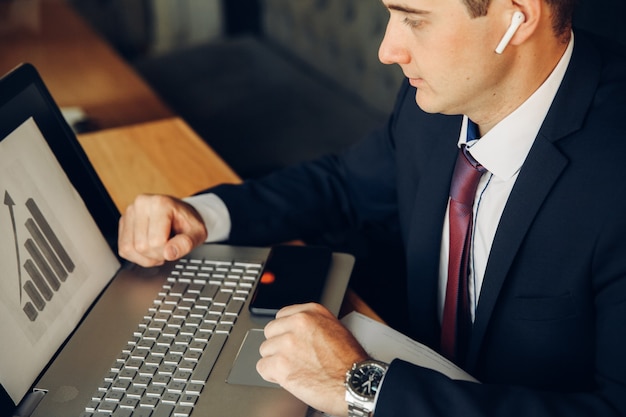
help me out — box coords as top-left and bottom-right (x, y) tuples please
(249, 245), (332, 316)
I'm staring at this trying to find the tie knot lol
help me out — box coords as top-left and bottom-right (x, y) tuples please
(450, 146), (486, 206)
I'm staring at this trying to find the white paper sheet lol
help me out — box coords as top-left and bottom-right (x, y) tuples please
(341, 312), (478, 382)
(0, 118), (120, 404)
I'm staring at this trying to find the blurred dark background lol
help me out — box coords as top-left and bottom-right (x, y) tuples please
(68, 0), (626, 180)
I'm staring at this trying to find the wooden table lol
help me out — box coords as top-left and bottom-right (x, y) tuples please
(77, 117), (239, 210)
(77, 117), (384, 321)
(0, 0), (172, 130)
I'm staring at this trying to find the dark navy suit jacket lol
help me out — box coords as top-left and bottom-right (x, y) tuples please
(211, 30), (626, 416)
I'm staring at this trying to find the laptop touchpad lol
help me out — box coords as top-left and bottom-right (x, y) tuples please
(227, 329), (280, 388)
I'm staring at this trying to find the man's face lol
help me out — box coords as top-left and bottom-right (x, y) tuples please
(379, 0), (513, 118)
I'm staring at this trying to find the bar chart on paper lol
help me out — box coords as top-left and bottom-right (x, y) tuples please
(4, 191), (75, 322)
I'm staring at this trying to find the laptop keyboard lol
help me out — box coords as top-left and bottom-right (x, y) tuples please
(80, 257), (263, 417)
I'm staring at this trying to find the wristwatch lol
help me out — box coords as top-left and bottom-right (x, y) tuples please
(345, 359), (389, 417)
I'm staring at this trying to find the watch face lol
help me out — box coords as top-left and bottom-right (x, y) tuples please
(348, 362), (386, 399)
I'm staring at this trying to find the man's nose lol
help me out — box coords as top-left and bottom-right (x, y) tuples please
(378, 22), (410, 65)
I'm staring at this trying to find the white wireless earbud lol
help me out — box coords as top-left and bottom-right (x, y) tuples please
(495, 11), (526, 54)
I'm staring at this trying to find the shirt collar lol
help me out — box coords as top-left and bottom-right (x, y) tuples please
(458, 32), (575, 180)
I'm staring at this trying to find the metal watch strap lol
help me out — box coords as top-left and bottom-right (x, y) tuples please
(347, 403), (374, 417)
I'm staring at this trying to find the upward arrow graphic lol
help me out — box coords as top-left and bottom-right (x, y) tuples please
(4, 191), (22, 303)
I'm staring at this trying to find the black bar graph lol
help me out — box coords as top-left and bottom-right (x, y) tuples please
(25, 217), (68, 282)
(26, 198), (75, 273)
(24, 259), (53, 301)
(5, 195), (76, 322)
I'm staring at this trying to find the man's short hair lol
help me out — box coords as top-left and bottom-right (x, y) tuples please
(462, 0), (575, 38)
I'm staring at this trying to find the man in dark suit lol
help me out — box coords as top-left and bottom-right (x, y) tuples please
(118, 0), (626, 415)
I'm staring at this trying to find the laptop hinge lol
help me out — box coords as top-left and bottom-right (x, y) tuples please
(13, 389), (47, 417)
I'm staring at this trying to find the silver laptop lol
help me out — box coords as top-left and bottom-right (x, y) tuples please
(0, 64), (354, 417)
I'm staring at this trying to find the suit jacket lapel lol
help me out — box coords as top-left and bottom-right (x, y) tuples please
(465, 30), (602, 371)
(465, 138), (568, 370)
(406, 117), (461, 347)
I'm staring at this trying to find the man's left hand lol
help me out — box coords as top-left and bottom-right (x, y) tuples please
(257, 303), (369, 417)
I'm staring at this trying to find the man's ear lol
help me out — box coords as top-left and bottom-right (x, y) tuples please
(505, 0), (543, 47)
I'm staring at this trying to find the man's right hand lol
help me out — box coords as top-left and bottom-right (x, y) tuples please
(118, 194), (208, 267)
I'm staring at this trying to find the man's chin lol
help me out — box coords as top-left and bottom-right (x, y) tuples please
(414, 91), (460, 116)
(414, 91), (440, 114)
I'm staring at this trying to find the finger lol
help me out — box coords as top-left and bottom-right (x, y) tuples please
(263, 304), (329, 342)
(256, 355), (282, 384)
(275, 302), (330, 319)
(170, 201), (208, 244)
(146, 203), (173, 254)
(119, 218), (164, 266)
(164, 233), (194, 261)
(257, 334), (297, 384)
(258, 335), (276, 359)
(117, 208), (132, 256)
(118, 196), (167, 266)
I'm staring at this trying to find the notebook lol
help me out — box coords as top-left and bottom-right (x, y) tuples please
(0, 63), (354, 417)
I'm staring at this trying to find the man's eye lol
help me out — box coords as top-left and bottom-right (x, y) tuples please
(403, 17), (423, 28)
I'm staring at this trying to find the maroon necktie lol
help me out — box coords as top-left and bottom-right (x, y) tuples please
(441, 143), (486, 364)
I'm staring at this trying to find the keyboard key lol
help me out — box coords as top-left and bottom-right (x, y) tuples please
(185, 383), (204, 396)
(174, 405), (194, 417)
(111, 380), (131, 391)
(152, 345), (169, 356)
(162, 392), (180, 404)
(119, 369), (137, 380)
(169, 282), (188, 297)
(132, 408), (154, 417)
(169, 344), (187, 355)
(97, 401), (118, 413)
(152, 404), (175, 417)
(85, 400), (100, 412)
(215, 323), (233, 334)
(213, 291), (231, 306)
(126, 386), (145, 398)
(146, 385), (166, 397)
(138, 365), (158, 377)
(125, 358), (143, 369)
(179, 360), (196, 372)
(179, 394), (199, 407)
(152, 374), (170, 386)
(104, 390), (124, 402)
(163, 354), (182, 365)
(119, 397), (139, 409)
(112, 409), (132, 417)
(172, 370), (192, 382)
(188, 341), (206, 352)
(134, 375), (152, 387)
(139, 396), (159, 408)
(184, 350), (202, 362)
(91, 391), (106, 401)
(158, 364), (178, 375)
(199, 284), (219, 301)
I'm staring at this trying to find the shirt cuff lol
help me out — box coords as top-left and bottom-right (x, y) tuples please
(372, 363), (388, 415)
(183, 193), (232, 243)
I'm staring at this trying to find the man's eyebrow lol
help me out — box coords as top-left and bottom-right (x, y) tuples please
(384, 3), (430, 15)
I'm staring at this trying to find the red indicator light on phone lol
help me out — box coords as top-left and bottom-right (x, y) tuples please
(260, 271), (276, 285)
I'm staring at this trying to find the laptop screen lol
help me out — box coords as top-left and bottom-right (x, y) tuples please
(0, 63), (120, 252)
(0, 64), (122, 412)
